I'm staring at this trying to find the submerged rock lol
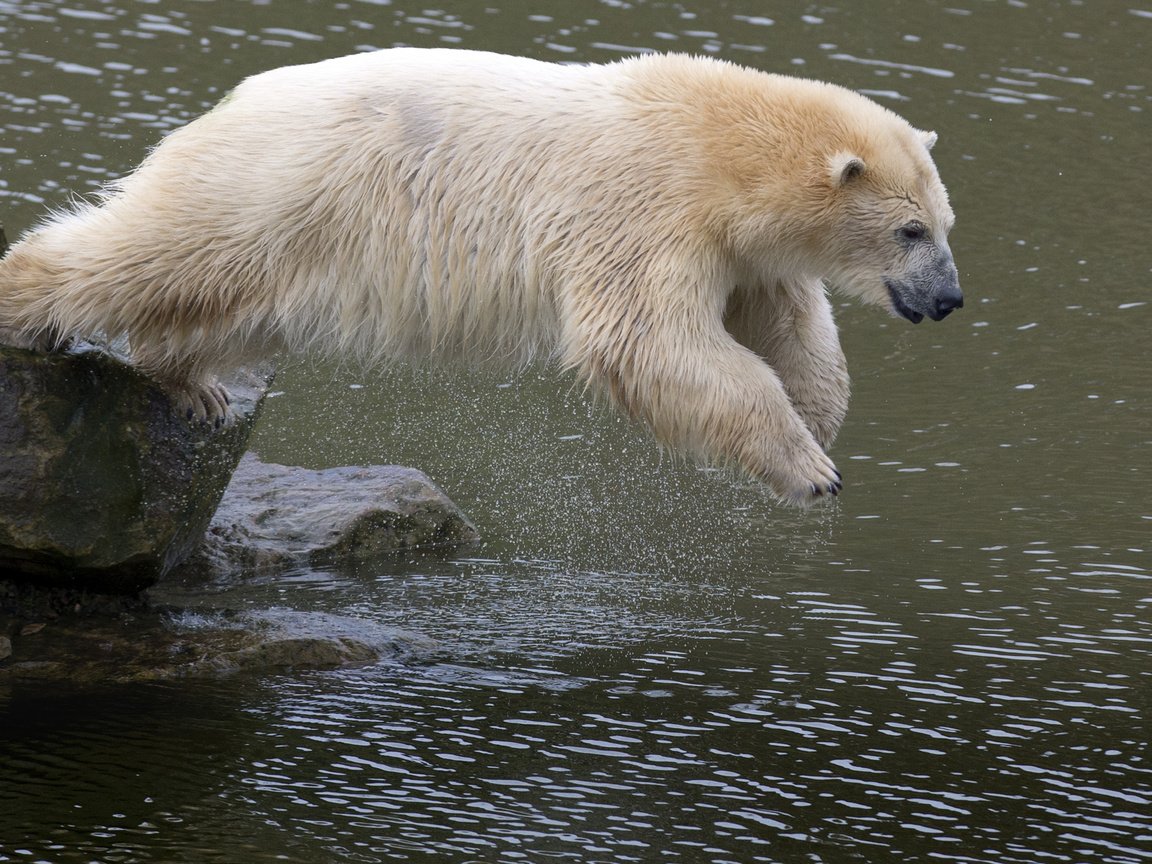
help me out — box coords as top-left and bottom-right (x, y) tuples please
(0, 342), (271, 593)
(178, 453), (479, 578)
(0, 602), (434, 684)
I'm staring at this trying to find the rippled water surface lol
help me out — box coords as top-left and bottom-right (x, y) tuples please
(2, 1), (1150, 862)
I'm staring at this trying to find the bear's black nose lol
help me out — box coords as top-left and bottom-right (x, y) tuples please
(931, 287), (964, 321)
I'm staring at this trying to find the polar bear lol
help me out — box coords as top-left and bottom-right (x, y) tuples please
(0, 49), (961, 506)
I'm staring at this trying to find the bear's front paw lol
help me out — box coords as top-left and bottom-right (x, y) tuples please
(772, 447), (843, 508)
(173, 379), (234, 429)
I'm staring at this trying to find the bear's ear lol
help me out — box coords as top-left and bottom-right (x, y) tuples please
(829, 151), (867, 186)
(920, 129), (938, 151)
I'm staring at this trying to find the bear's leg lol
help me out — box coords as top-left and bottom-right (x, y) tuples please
(581, 315), (842, 506)
(727, 283), (850, 450)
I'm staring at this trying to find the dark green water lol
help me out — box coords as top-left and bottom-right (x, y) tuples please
(2, 1), (1150, 862)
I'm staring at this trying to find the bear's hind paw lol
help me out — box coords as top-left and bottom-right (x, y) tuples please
(173, 379), (234, 428)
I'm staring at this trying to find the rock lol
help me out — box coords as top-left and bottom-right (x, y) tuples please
(0, 342), (272, 593)
(0, 605), (434, 683)
(178, 453), (479, 577)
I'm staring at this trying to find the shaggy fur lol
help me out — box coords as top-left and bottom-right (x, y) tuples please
(0, 49), (961, 506)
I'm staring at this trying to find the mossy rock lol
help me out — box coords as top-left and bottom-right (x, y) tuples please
(0, 343), (271, 593)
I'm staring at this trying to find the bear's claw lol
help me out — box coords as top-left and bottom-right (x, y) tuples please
(811, 478), (843, 497)
(775, 443), (843, 508)
(174, 379), (235, 428)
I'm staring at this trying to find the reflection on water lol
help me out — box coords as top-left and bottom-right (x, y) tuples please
(2, 0), (1151, 862)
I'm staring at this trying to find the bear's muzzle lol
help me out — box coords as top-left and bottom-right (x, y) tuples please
(885, 250), (963, 324)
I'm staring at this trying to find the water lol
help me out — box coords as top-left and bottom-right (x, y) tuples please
(2, 1), (1151, 861)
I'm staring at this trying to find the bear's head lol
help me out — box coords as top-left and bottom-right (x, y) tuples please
(706, 75), (962, 324)
(819, 127), (963, 324)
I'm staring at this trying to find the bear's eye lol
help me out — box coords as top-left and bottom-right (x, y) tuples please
(897, 221), (928, 244)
